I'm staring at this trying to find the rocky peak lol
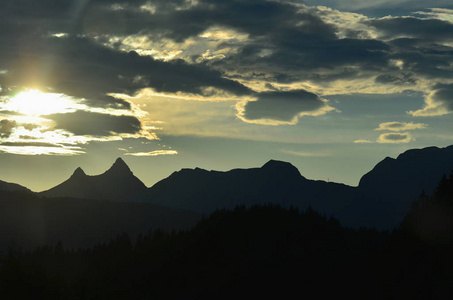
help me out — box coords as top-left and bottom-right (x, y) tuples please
(105, 157), (132, 176)
(70, 167), (87, 179)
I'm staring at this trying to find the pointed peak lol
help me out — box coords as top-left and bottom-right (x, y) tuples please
(71, 167), (86, 178)
(106, 157), (131, 174)
(114, 157), (127, 166)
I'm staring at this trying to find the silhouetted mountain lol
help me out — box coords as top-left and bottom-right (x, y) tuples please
(359, 145), (453, 197)
(0, 180), (31, 193)
(0, 189), (200, 251)
(39, 158), (147, 201)
(350, 145), (453, 229)
(142, 159), (356, 217)
(141, 145), (453, 229)
(33, 145), (453, 229)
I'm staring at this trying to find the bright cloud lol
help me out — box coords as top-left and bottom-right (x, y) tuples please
(375, 122), (428, 131)
(377, 132), (414, 144)
(281, 149), (332, 157)
(124, 150), (178, 157)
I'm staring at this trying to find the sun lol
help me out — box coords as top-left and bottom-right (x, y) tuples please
(5, 89), (79, 116)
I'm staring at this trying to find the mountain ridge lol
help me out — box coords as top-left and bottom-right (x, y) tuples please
(39, 157), (147, 201)
(0, 180), (31, 193)
(3, 144), (452, 229)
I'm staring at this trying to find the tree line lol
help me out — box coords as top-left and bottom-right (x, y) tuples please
(0, 174), (452, 299)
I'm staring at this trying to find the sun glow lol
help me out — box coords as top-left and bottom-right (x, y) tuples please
(5, 89), (80, 116)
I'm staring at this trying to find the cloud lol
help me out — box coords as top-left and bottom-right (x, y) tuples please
(280, 149), (331, 157)
(409, 83), (453, 116)
(0, 0), (451, 153)
(366, 16), (453, 41)
(0, 36), (252, 108)
(375, 73), (417, 86)
(354, 139), (374, 144)
(124, 150), (178, 156)
(236, 90), (334, 125)
(377, 132), (414, 143)
(0, 119), (17, 137)
(45, 111), (143, 136)
(375, 121), (427, 131)
(0, 141), (84, 156)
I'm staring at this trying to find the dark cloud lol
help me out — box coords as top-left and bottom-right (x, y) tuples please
(431, 83), (453, 111)
(0, 0), (452, 128)
(0, 119), (17, 137)
(213, 32), (390, 84)
(302, 0), (453, 17)
(0, 35), (252, 109)
(46, 111), (142, 136)
(367, 17), (453, 41)
(0, 0), (392, 92)
(242, 90), (328, 123)
(383, 133), (410, 141)
(386, 38), (453, 80)
(409, 83), (453, 116)
(375, 73), (417, 86)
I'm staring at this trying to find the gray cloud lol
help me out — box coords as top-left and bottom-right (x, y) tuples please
(377, 132), (413, 144)
(375, 73), (417, 86)
(46, 111), (142, 136)
(0, 36), (252, 110)
(367, 17), (453, 41)
(410, 83), (453, 116)
(238, 90), (331, 124)
(0, 0), (452, 129)
(0, 119), (17, 137)
(432, 83), (453, 111)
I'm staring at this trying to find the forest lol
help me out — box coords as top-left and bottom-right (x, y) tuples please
(0, 173), (452, 299)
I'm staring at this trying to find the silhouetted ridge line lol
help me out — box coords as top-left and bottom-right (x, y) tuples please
(30, 145), (453, 230)
(39, 157), (147, 201)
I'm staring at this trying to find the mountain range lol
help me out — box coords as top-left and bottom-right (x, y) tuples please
(39, 157), (147, 201)
(3, 145), (453, 232)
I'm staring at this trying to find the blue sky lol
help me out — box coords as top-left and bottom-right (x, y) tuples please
(0, 0), (452, 191)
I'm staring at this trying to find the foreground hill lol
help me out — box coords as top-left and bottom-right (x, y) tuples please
(0, 190), (200, 251)
(1, 205), (452, 299)
(39, 158), (147, 201)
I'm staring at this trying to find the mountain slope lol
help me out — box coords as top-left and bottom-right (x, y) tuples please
(346, 145), (453, 229)
(0, 189), (200, 251)
(359, 145), (453, 198)
(39, 158), (147, 201)
(0, 180), (31, 193)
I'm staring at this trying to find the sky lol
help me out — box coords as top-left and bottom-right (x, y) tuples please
(0, 0), (453, 191)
